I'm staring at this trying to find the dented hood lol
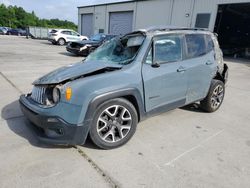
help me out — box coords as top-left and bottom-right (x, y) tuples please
(33, 60), (122, 85)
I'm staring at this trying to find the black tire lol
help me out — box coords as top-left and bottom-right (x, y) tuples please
(200, 79), (225, 112)
(89, 98), (138, 149)
(57, 38), (65, 45)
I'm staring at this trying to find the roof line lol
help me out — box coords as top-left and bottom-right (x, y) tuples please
(78, 0), (139, 8)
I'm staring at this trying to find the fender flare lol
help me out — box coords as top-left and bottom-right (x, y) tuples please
(83, 88), (145, 124)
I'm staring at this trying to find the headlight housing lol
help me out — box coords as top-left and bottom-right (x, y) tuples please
(52, 87), (60, 103)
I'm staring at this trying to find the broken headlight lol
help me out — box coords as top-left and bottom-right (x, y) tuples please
(52, 86), (60, 103)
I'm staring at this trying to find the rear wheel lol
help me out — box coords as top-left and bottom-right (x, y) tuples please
(200, 79), (225, 112)
(89, 98), (138, 149)
(58, 38), (65, 45)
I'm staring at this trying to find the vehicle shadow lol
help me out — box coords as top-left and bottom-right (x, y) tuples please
(1, 100), (100, 150)
(38, 40), (54, 45)
(180, 103), (207, 113)
(58, 52), (82, 57)
(1, 100), (71, 149)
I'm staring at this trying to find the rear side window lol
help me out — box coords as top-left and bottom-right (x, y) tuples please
(185, 34), (206, 58)
(154, 35), (182, 63)
(50, 29), (57, 33)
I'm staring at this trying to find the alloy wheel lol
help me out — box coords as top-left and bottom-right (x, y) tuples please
(211, 85), (224, 109)
(96, 105), (132, 143)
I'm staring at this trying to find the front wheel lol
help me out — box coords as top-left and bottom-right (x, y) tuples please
(89, 98), (138, 149)
(200, 79), (225, 112)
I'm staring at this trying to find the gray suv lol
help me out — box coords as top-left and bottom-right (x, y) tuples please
(20, 27), (228, 149)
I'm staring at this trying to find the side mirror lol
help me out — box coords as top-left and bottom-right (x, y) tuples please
(151, 62), (160, 68)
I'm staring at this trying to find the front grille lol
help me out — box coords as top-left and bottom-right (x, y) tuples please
(31, 86), (46, 104)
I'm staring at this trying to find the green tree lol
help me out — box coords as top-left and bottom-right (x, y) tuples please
(0, 3), (77, 30)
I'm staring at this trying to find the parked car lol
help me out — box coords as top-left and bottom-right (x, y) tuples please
(66, 34), (117, 56)
(48, 29), (88, 45)
(20, 27), (228, 149)
(0, 28), (5, 35)
(0, 27), (8, 35)
(6, 28), (26, 36)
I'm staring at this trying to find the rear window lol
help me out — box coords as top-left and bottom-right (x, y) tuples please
(185, 34), (206, 58)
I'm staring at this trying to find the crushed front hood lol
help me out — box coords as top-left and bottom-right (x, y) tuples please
(33, 60), (122, 85)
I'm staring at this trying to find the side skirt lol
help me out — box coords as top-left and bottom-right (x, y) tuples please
(143, 98), (186, 119)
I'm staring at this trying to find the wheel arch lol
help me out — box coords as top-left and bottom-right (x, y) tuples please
(83, 88), (145, 124)
(213, 64), (228, 83)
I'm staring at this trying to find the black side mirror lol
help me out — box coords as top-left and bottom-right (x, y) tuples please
(151, 62), (160, 68)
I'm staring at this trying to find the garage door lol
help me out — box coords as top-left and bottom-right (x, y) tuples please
(214, 3), (250, 57)
(81, 14), (93, 37)
(109, 11), (133, 35)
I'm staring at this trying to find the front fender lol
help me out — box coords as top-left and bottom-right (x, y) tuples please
(83, 88), (145, 124)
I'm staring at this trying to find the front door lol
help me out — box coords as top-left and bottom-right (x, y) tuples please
(70, 31), (81, 41)
(142, 34), (188, 112)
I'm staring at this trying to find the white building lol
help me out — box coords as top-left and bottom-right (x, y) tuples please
(78, 0), (250, 54)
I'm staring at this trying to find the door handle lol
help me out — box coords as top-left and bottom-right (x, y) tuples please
(206, 61), (213, 65)
(177, 66), (186, 73)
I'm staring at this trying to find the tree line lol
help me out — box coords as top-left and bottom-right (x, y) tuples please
(0, 4), (77, 30)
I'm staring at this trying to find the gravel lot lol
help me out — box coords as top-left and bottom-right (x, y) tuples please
(1, 35), (250, 188)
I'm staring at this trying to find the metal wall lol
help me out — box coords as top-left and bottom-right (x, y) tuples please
(28, 27), (49, 39)
(78, 0), (250, 34)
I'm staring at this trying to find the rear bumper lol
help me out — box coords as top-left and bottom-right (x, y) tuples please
(19, 95), (89, 145)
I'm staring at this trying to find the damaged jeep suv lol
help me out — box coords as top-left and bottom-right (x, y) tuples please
(20, 27), (228, 149)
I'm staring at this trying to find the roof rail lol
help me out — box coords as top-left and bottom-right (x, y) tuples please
(143, 26), (209, 32)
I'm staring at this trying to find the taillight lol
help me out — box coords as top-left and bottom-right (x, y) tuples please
(51, 33), (57, 36)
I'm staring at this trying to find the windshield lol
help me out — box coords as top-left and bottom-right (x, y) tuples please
(85, 34), (145, 65)
(90, 34), (103, 41)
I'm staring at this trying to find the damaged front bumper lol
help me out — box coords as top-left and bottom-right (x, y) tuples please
(66, 46), (89, 56)
(19, 95), (89, 145)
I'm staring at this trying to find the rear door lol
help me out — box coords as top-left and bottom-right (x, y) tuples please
(183, 33), (216, 103)
(142, 34), (188, 112)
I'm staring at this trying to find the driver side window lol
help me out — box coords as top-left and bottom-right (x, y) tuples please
(154, 35), (182, 63)
(71, 31), (79, 36)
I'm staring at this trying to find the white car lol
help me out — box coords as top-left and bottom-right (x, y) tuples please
(48, 29), (88, 45)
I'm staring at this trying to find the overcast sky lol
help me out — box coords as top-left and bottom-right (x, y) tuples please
(0, 0), (131, 23)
